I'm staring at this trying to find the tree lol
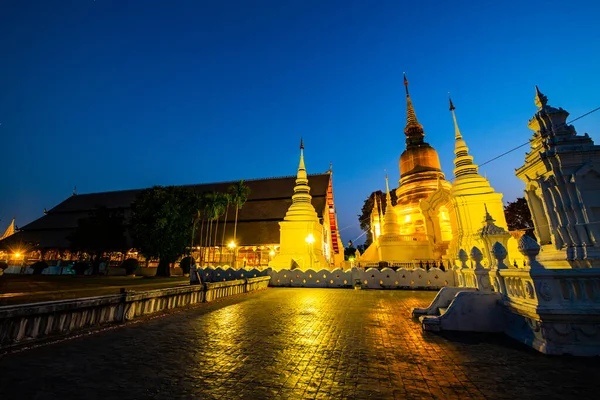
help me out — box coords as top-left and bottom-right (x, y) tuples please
(219, 193), (232, 263)
(213, 193), (228, 248)
(344, 240), (356, 261)
(357, 189), (397, 247)
(204, 192), (228, 264)
(229, 180), (251, 244)
(68, 206), (127, 275)
(130, 186), (200, 277)
(504, 197), (535, 236)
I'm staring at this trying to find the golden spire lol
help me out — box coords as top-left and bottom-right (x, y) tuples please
(450, 97), (484, 180)
(449, 93), (462, 140)
(403, 73), (425, 145)
(371, 193), (380, 222)
(298, 137), (306, 178)
(385, 172), (393, 207)
(534, 85), (548, 109)
(284, 141), (318, 221)
(382, 173), (399, 234)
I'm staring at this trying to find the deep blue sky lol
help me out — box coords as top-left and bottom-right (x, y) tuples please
(2, 0), (600, 244)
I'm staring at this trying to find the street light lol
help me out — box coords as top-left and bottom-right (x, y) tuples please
(305, 234), (315, 269)
(228, 241), (236, 268)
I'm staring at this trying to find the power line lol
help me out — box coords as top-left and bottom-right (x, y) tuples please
(478, 105), (600, 168)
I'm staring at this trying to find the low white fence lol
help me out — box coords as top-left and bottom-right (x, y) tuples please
(197, 266), (455, 290)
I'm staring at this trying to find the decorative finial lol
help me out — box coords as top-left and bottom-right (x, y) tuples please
(483, 203), (495, 224)
(534, 85), (548, 109)
(43, 208), (47, 215)
(372, 193), (379, 213)
(73, 186), (77, 196)
(300, 137), (304, 150)
(385, 171), (390, 192)
(403, 72), (424, 144)
(329, 161), (332, 172)
(448, 93), (463, 141)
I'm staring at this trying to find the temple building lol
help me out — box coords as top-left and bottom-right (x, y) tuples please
(359, 75), (522, 267)
(516, 86), (600, 268)
(0, 153), (344, 270)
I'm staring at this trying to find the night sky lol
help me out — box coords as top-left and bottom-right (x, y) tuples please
(2, 0), (600, 245)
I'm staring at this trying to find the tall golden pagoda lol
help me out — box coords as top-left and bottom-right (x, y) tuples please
(359, 75), (454, 263)
(395, 74), (452, 239)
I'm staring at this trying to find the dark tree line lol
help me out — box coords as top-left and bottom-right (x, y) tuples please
(504, 197), (535, 237)
(68, 181), (250, 277)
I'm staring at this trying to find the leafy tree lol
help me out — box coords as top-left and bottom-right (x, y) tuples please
(68, 206), (127, 275)
(229, 180), (251, 244)
(344, 240), (356, 261)
(504, 197), (535, 236)
(130, 186), (200, 277)
(358, 189), (397, 247)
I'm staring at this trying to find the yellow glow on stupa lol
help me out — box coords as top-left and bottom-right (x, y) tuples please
(269, 139), (330, 271)
(358, 79), (524, 267)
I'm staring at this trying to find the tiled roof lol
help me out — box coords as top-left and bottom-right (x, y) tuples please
(1, 173), (331, 249)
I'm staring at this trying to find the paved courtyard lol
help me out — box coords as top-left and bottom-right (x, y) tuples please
(1, 288), (599, 399)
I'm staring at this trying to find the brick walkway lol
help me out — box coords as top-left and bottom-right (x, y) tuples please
(1, 288), (599, 399)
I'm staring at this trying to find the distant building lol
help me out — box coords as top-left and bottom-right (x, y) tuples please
(0, 171), (343, 269)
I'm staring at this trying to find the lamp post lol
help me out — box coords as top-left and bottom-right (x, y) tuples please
(228, 241), (236, 269)
(305, 233), (315, 269)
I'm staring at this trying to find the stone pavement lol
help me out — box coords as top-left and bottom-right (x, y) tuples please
(1, 288), (599, 399)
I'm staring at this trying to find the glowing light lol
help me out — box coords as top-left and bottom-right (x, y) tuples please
(15, 252), (21, 258)
(269, 250), (275, 256)
(404, 215), (411, 223)
(228, 241), (236, 249)
(305, 234), (315, 244)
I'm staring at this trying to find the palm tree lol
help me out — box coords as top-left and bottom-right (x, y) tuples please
(229, 180), (251, 245)
(203, 192), (219, 265)
(219, 193), (232, 264)
(212, 193), (228, 263)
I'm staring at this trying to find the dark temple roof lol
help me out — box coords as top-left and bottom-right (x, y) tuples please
(1, 173), (332, 249)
